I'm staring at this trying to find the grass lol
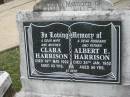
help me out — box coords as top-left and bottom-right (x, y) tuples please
(0, 47), (22, 92)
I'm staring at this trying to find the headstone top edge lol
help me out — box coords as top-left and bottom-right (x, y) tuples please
(16, 10), (122, 23)
(33, 0), (114, 12)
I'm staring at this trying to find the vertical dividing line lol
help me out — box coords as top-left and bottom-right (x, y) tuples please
(68, 26), (75, 79)
(69, 27), (72, 69)
(68, 26), (74, 76)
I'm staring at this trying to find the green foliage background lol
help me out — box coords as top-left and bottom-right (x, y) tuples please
(0, 47), (21, 92)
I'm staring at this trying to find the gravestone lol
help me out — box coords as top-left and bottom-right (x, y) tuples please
(16, 0), (130, 97)
(0, 71), (12, 97)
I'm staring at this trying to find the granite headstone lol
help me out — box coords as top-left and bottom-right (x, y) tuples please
(16, 0), (130, 97)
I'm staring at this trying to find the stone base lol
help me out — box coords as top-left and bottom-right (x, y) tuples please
(15, 91), (91, 97)
(15, 78), (130, 97)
